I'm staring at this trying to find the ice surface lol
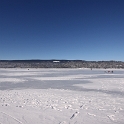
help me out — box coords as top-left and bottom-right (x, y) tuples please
(0, 68), (124, 124)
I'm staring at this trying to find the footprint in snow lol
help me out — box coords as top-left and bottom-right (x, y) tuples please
(107, 115), (116, 121)
(59, 121), (67, 124)
(70, 111), (79, 119)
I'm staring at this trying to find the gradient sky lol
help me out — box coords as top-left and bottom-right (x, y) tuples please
(0, 0), (124, 61)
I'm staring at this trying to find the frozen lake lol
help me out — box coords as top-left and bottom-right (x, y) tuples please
(0, 68), (124, 124)
(1, 68), (124, 91)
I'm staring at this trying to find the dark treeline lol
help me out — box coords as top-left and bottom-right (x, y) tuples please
(0, 60), (124, 68)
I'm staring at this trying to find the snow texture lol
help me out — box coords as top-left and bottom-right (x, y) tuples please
(0, 68), (124, 124)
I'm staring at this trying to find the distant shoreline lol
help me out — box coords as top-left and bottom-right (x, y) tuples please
(0, 60), (124, 68)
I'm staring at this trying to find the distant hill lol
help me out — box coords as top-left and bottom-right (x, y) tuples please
(0, 60), (124, 68)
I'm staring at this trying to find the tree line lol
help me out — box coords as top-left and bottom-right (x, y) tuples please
(0, 60), (124, 68)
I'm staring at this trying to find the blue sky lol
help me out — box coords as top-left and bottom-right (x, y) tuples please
(0, 0), (124, 61)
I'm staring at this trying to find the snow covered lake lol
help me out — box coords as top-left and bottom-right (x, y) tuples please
(0, 68), (124, 124)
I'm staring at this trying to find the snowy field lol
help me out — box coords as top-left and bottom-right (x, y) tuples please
(0, 68), (124, 124)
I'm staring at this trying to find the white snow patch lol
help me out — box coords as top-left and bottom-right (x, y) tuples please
(0, 78), (26, 83)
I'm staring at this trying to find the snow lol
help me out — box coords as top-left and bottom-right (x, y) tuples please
(0, 68), (124, 124)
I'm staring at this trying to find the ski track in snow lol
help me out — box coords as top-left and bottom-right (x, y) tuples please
(0, 68), (124, 124)
(0, 112), (23, 124)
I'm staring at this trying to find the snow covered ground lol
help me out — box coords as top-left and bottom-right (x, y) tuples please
(0, 68), (124, 124)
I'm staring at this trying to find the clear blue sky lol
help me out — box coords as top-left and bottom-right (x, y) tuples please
(0, 0), (124, 61)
